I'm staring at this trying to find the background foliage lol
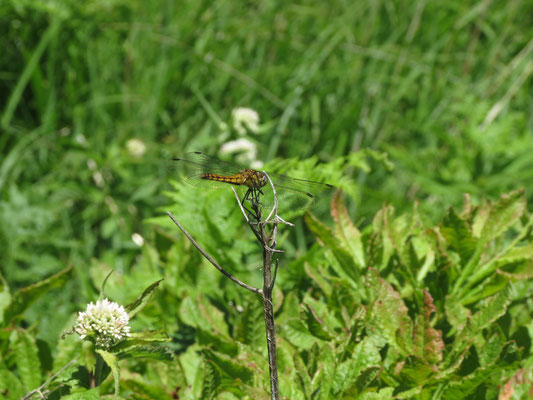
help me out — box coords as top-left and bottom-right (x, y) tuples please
(1, 0), (532, 398)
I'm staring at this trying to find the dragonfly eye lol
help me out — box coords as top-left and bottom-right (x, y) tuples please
(260, 173), (268, 187)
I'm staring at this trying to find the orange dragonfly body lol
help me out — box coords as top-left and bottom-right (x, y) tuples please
(170, 152), (333, 212)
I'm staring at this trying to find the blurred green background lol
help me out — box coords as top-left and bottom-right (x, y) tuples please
(1, 0), (532, 344)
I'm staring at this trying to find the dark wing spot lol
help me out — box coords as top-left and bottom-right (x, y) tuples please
(325, 184), (335, 189)
(172, 157), (181, 161)
(306, 192), (314, 198)
(193, 151), (202, 155)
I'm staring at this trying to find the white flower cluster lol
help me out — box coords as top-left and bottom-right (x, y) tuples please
(74, 298), (131, 348)
(232, 107), (259, 135)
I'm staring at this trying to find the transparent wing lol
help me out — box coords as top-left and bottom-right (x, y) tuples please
(167, 151), (246, 189)
(167, 152), (335, 210)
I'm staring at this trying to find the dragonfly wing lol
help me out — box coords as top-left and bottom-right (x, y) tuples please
(173, 152), (244, 175)
(168, 152), (246, 188)
(267, 173), (334, 197)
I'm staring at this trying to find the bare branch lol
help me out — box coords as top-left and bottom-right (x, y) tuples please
(167, 212), (262, 295)
(271, 258), (279, 288)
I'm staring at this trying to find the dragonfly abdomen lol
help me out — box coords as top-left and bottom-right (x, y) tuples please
(200, 169), (268, 189)
(200, 173), (245, 185)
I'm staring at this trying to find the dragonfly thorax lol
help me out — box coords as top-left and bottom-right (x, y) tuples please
(241, 169), (268, 189)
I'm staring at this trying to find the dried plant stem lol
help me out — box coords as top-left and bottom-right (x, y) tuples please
(260, 223), (279, 399)
(167, 212), (261, 295)
(168, 172), (287, 400)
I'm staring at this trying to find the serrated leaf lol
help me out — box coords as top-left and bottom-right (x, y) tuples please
(201, 349), (254, 385)
(310, 345), (336, 400)
(359, 386), (394, 399)
(2, 266), (73, 326)
(476, 190), (526, 243)
(353, 366), (381, 394)
(97, 349), (120, 399)
(441, 207), (476, 262)
(396, 355), (436, 386)
(477, 325), (506, 367)
(60, 388), (100, 400)
(470, 284), (513, 333)
(492, 242), (533, 269)
(122, 379), (174, 400)
(235, 296), (264, 347)
(412, 290), (444, 365)
(10, 330), (41, 391)
(301, 304), (334, 341)
(366, 269), (412, 354)
(200, 361), (221, 400)
(282, 319), (317, 350)
(293, 352), (312, 398)
(305, 213), (360, 285)
(197, 328), (238, 357)
(117, 345), (173, 361)
(0, 365), (24, 399)
(0, 273), (11, 326)
(331, 191), (365, 268)
(124, 279), (163, 318)
(443, 342), (520, 399)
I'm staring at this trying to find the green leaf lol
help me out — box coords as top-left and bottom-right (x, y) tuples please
(301, 303), (334, 341)
(282, 319), (317, 350)
(492, 242), (533, 269)
(305, 212), (360, 285)
(197, 328), (239, 357)
(179, 295), (229, 337)
(366, 269), (412, 354)
(441, 207), (476, 262)
(412, 290), (444, 365)
(235, 295), (264, 347)
(443, 342), (520, 399)
(0, 273), (11, 326)
(201, 349), (253, 386)
(124, 279), (163, 318)
(396, 355), (436, 386)
(353, 366), (381, 394)
(96, 349), (120, 399)
(449, 284), (513, 362)
(0, 365), (24, 400)
(293, 352), (312, 399)
(200, 361), (222, 400)
(470, 284), (513, 333)
(2, 266), (73, 326)
(121, 379), (174, 400)
(475, 189), (526, 243)
(331, 191), (365, 268)
(10, 330), (42, 391)
(60, 388), (100, 400)
(117, 345), (173, 362)
(359, 387), (394, 399)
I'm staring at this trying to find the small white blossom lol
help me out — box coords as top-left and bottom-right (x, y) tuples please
(220, 138), (263, 168)
(126, 138), (146, 157)
(131, 233), (144, 246)
(220, 138), (257, 156)
(74, 298), (130, 348)
(75, 133), (87, 145)
(232, 107), (259, 135)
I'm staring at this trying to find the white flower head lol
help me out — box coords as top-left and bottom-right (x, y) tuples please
(220, 138), (264, 169)
(126, 138), (146, 157)
(232, 107), (260, 135)
(74, 298), (130, 348)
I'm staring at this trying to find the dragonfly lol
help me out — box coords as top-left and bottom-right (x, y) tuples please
(169, 152), (334, 215)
